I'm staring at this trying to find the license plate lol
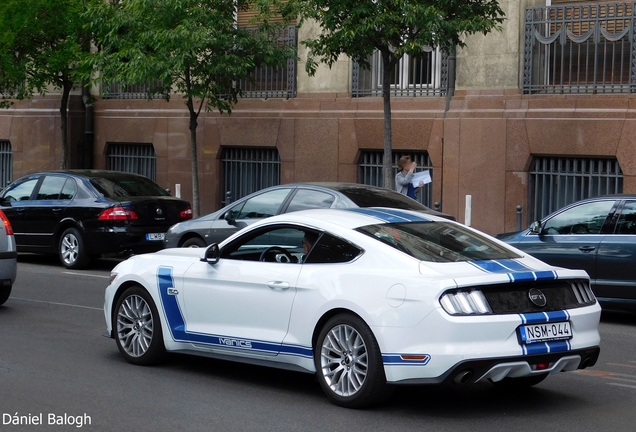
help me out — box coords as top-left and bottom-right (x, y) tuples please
(518, 321), (572, 344)
(146, 233), (165, 241)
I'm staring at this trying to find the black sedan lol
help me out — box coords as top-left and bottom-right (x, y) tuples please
(165, 182), (453, 248)
(0, 170), (192, 269)
(497, 195), (636, 304)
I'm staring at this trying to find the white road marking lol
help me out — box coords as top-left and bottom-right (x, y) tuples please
(11, 297), (102, 311)
(63, 271), (110, 279)
(608, 383), (636, 390)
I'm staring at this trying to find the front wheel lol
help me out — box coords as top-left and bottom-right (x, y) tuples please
(182, 237), (206, 248)
(114, 285), (165, 366)
(59, 227), (89, 269)
(314, 313), (391, 408)
(490, 373), (548, 389)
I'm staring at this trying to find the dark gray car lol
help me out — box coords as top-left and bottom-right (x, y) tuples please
(164, 182), (453, 248)
(497, 195), (636, 304)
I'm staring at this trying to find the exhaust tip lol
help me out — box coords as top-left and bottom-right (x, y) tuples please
(453, 370), (473, 384)
(580, 357), (592, 369)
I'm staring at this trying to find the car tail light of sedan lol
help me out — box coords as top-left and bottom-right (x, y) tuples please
(180, 206), (193, 220)
(98, 206), (139, 221)
(0, 209), (14, 235)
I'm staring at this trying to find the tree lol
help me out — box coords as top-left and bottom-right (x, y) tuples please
(295, 0), (505, 189)
(85, 0), (294, 217)
(0, 0), (94, 169)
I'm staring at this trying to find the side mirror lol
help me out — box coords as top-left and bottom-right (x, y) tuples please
(200, 243), (220, 265)
(224, 212), (236, 226)
(529, 220), (542, 234)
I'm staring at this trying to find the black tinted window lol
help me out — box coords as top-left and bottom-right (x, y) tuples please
(36, 176), (66, 200)
(90, 176), (169, 198)
(339, 187), (432, 211)
(616, 201), (636, 234)
(3, 178), (38, 201)
(304, 234), (361, 264)
(221, 226), (304, 262)
(542, 201), (614, 235)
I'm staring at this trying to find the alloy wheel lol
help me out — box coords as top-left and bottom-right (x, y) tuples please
(117, 294), (154, 358)
(319, 324), (368, 397)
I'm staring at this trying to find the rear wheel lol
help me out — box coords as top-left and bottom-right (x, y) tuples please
(59, 227), (90, 269)
(0, 284), (11, 305)
(114, 285), (165, 365)
(490, 373), (548, 389)
(182, 237), (206, 248)
(314, 313), (391, 408)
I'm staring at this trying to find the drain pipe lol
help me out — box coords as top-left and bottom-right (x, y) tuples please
(441, 46), (457, 213)
(82, 85), (94, 169)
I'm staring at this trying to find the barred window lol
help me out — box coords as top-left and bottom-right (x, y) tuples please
(529, 156), (623, 221)
(101, 81), (166, 100)
(358, 150), (433, 207)
(0, 141), (12, 188)
(220, 147), (281, 207)
(106, 143), (157, 181)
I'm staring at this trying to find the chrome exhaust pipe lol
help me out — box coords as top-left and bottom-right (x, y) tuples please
(453, 370), (473, 384)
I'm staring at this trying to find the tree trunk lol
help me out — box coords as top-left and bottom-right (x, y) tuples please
(381, 51), (394, 190)
(186, 96), (200, 218)
(59, 82), (72, 170)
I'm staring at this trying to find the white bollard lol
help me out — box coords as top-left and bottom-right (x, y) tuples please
(465, 195), (472, 227)
(175, 184), (181, 198)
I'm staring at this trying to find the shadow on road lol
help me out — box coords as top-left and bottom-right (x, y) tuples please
(17, 252), (125, 272)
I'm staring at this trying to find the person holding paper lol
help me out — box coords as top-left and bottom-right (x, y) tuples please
(395, 156), (424, 199)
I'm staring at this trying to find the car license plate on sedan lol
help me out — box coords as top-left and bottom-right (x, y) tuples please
(146, 233), (165, 241)
(519, 321), (572, 344)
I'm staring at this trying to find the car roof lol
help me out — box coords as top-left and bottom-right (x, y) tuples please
(30, 170), (150, 180)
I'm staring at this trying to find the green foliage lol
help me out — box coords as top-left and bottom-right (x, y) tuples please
(293, 0), (506, 75)
(85, 0), (296, 114)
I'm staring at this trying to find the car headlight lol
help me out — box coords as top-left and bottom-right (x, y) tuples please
(440, 290), (493, 315)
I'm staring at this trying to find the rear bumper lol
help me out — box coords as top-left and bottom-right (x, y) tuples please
(85, 228), (167, 255)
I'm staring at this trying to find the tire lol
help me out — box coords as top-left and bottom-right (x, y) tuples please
(114, 285), (165, 366)
(314, 313), (391, 408)
(490, 373), (548, 389)
(59, 227), (89, 269)
(182, 237), (206, 248)
(0, 285), (11, 306)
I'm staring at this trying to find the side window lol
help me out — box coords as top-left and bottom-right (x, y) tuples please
(2, 178), (39, 201)
(36, 176), (67, 200)
(616, 201), (636, 234)
(305, 234), (361, 264)
(542, 201), (615, 235)
(236, 189), (291, 220)
(221, 227), (305, 262)
(60, 179), (76, 200)
(286, 189), (335, 213)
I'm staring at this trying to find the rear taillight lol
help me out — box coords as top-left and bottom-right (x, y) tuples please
(180, 206), (193, 220)
(98, 206), (138, 221)
(0, 210), (13, 235)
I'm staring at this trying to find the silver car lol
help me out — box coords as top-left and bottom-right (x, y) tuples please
(165, 182), (454, 248)
(0, 208), (18, 305)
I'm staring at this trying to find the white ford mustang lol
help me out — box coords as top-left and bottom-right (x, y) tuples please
(104, 207), (601, 408)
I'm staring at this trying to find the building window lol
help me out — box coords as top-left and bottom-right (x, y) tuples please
(220, 147), (281, 207)
(352, 48), (447, 97)
(106, 143), (157, 181)
(237, 26), (297, 99)
(529, 156), (623, 221)
(101, 81), (166, 100)
(0, 141), (12, 188)
(523, 3), (634, 94)
(358, 150), (433, 207)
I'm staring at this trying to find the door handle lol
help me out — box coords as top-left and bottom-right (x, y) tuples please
(52, 208), (62, 214)
(267, 281), (290, 290)
(578, 246), (596, 253)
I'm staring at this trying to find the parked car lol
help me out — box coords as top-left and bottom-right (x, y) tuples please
(497, 195), (636, 304)
(165, 182), (454, 248)
(0, 209), (17, 305)
(106, 207), (600, 408)
(0, 170), (192, 269)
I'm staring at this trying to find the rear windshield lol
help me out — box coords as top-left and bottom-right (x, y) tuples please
(356, 222), (521, 262)
(338, 187), (432, 211)
(90, 177), (170, 198)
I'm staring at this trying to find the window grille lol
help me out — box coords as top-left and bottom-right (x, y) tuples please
(352, 48), (448, 97)
(529, 157), (623, 221)
(523, 3), (636, 94)
(0, 141), (12, 188)
(358, 151), (433, 207)
(238, 27), (297, 99)
(101, 81), (166, 100)
(106, 143), (157, 181)
(220, 147), (281, 207)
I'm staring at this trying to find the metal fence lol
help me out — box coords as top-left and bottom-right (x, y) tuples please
(106, 143), (157, 181)
(102, 82), (166, 100)
(220, 147), (281, 207)
(358, 151), (433, 207)
(0, 141), (12, 188)
(352, 49), (448, 97)
(523, 2), (636, 94)
(529, 156), (623, 221)
(238, 26), (297, 99)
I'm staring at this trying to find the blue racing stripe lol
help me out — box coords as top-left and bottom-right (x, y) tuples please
(524, 340), (572, 355)
(346, 207), (432, 223)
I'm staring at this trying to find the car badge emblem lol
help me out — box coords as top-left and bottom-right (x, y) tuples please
(528, 288), (547, 307)
(156, 208), (163, 216)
